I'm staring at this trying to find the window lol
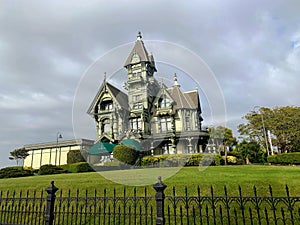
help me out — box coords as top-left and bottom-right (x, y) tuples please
(133, 102), (143, 109)
(101, 118), (111, 133)
(159, 96), (171, 108)
(186, 117), (191, 131)
(100, 101), (113, 111)
(185, 111), (191, 131)
(161, 117), (172, 132)
(132, 72), (141, 77)
(130, 118), (142, 130)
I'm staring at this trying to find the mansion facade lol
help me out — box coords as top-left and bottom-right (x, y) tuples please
(87, 32), (209, 155)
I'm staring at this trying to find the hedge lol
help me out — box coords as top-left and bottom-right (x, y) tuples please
(38, 164), (68, 175)
(141, 154), (223, 167)
(67, 150), (86, 164)
(267, 153), (300, 165)
(60, 162), (94, 173)
(113, 145), (138, 165)
(0, 166), (33, 179)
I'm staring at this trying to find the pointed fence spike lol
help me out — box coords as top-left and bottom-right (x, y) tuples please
(238, 185), (242, 197)
(285, 184), (290, 197)
(269, 184), (273, 196)
(253, 186), (257, 196)
(224, 185), (228, 196)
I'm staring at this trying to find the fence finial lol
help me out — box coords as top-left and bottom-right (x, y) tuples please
(158, 176), (162, 184)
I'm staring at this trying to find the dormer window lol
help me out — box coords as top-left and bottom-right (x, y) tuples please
(100, 100), (113, 111)
(131, 52), (140, 63)
(159, 96), (171, 108)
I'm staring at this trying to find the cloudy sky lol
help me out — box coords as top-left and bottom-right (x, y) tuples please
(1, 0), (299, 168)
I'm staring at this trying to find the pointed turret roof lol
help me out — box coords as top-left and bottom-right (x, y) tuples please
(124, 32), (155, 69)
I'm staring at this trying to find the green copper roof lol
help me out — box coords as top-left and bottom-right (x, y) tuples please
(88, 142), (117, 155)
(121, 139), (141, 151)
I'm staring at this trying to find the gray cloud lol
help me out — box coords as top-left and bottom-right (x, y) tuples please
(1, 0), (300, 167)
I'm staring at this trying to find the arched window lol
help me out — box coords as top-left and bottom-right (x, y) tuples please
(101, 118), (111, 133)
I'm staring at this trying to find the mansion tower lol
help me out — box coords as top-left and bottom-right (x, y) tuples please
(88, 32), (209, 155)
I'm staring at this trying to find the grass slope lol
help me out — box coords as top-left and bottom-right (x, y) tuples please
(0, 166), (299, 197)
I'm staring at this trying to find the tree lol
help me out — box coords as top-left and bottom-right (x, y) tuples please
(235, 140), (266, 164)
(208, 126), (237, 165)
(238, 106), (300, 153)
(67, 150), (86, 164)
(9, 147), (29, 166)
(208, 126), (237, 151)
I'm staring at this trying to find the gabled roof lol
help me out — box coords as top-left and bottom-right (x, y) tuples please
(153, 84), (175, 106)
(124, 32), (154, 67)
(106, 83), (128, 108)
(167, 86), (200, 109)
(185, 90), (201, 110)
(87, 81), (128, 115)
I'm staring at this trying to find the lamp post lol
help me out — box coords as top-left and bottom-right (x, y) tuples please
(56, 132), (63, 166)
(253, 106), (269, 156)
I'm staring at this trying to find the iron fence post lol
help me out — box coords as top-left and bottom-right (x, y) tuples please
(153, 176), (167, 225)
(45, 181), (58, 225)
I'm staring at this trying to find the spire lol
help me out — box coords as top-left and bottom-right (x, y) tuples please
(137, 31), (142, 40)
(124, 32), (156, 72)
(104, 72), (107, 83)
(173, 73), (180, 87)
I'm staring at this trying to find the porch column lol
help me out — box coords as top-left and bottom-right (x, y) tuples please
(171, 138), (176, 154)
(150, 141), (154, 156)
(187, 137), (193, 153)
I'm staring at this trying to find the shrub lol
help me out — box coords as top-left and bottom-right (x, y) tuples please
(38, 164), (67, 175)
(267, 153), (300, 165)
(61, 162), (94, 173)
(267, 155), (277, 164)
(67, 150), (86, 164)
(0, 166), (33, 179)
(223, 156), (237, 165)
(113, 145), (138, 165)
(141, 154), (223, 167)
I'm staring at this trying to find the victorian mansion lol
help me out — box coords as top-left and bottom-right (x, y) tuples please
(87, 32), (209, 155)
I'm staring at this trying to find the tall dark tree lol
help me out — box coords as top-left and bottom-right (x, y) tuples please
(9, 147), (29, 166)
(235, 140), (266, 164)
(238, 106), (300, 153)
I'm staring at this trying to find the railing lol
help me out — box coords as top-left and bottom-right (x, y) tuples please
(0, 177), (299, 225)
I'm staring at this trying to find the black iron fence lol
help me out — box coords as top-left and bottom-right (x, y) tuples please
(0, 177), (299, 225)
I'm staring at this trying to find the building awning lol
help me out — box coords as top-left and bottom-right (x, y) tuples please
(88, 142), (117, 155)
(121, 139), (141, 151)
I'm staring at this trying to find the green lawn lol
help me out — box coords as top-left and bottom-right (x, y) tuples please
(0, 165), (299, 197)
